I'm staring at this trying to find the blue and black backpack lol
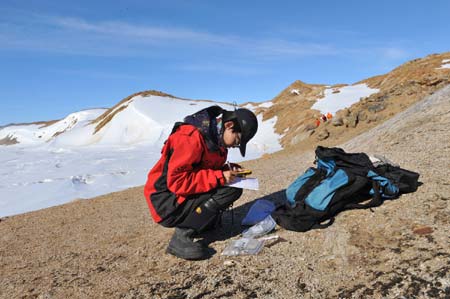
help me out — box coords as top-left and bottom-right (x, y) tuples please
(272, 146), (420, 232)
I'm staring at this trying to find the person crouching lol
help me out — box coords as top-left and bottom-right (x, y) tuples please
(144, 105), (258, 260)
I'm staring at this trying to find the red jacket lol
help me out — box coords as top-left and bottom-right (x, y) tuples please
(144, 124), (227, 223)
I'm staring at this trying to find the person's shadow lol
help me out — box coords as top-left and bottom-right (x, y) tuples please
(198, 189), (286, 258)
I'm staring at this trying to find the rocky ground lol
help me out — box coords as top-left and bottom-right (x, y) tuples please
(1, 86), (449, 298)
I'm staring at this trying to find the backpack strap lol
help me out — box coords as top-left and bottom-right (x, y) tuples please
(293, 168), (327, 203)
(170, 122), (184, 135)
(311, 217), (335, 229)
(344, 180), (383, 209)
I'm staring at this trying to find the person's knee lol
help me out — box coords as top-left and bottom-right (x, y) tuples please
(207, 187), (242, 210)
(230, 187), (243, 201)
(220, 186), (242, 197)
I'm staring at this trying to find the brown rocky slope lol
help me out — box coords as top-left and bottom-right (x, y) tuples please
(263, 52), (450, 150)
(1, 88), (449, 297)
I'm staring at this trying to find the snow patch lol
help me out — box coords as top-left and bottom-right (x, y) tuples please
(242, 103), (256, 109)
(437, 59), (450, 69)
(258, 101), (273, 108)
(311, 84), (379, 115)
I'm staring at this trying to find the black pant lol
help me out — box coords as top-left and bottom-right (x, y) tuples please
(159, 186), (243, 229)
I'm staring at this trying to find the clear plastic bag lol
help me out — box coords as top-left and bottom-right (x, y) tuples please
(221, 237), (264, 256)
(242, 215), (276, 238)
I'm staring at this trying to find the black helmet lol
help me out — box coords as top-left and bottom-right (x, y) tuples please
(235, 108), (258, 157)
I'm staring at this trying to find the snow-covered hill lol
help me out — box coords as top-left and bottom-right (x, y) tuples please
(0, 94), (282, 217)
(0, 109), (106, 146)
(0, 94), (281, 151)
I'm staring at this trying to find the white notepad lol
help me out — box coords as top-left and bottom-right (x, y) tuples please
(226, 177), (259, 190)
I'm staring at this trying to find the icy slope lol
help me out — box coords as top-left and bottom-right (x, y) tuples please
(0, 94), (282, 217)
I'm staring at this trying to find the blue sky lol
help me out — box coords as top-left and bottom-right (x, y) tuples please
(1, 0), (449, 125)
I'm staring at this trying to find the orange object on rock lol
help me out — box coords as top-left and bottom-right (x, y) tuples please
(315, 119), (321, 127)
(327, 112), (332, 119)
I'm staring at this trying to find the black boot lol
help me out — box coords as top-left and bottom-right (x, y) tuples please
(166, 228), (206, 260)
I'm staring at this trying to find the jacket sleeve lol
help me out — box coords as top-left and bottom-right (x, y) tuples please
(166, 131), (225, 197)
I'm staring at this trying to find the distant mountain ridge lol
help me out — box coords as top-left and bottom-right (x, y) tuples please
(1, 51), (450, 150)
